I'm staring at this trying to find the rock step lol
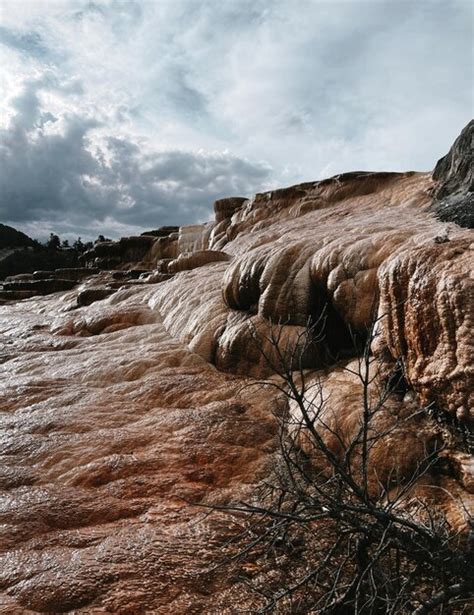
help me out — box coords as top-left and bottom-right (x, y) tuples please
(34, 267), (99, 281)
(2, 279), (78, 294)
(4, 273), (35, 282)
(167, 250), (230, 274)
(31, 270), (54, 279)
(111, 269), (150, 280)
(106, 281), (142, 289)
(0, 290), (38, 301)
(156, 259), (174, 273)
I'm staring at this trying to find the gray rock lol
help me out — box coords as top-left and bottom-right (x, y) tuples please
(431, 120), (474, 228)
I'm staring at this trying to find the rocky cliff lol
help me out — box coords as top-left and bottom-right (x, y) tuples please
(0, 122), (472, 613)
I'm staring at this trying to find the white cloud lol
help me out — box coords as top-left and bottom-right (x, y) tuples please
(0, 0), (472, 239)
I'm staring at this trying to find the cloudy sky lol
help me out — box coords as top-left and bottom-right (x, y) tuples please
(0, 0), (472, 241)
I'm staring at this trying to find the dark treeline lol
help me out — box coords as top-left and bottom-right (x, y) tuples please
(44, 233), (111, 252)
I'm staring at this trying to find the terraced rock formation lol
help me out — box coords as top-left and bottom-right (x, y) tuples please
(0, 121), (472, 613)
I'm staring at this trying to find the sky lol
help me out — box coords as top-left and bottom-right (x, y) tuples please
(0, 0), (472, 241)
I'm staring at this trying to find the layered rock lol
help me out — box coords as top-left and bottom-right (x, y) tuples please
(210, 197), (248, 250)
(1, 278), (78, 294)
(150, 168), (472, 421)
(80, 225), (215, 271)
(0, 268), (104, 303)
(80, 235), (158, 270)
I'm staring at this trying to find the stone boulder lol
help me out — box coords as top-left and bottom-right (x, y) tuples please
(77, 288), (116, 307)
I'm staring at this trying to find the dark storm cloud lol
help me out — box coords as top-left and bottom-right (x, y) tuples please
(0, 80), (271, 239)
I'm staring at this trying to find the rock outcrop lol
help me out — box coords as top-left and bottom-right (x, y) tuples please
(0, 268), (103, 303)
(0, 122), (472, 613)
(149, 169), (472, 421)
(431, 119), (474, 228)
(167, 249), (231, 274)
(80, 235), (159, 270)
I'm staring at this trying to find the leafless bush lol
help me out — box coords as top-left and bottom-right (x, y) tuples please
(207, 315), (473, 614)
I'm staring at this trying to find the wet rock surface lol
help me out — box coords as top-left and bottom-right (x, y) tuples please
(0, 290), (277, 613)
(151, 170), (472, 419)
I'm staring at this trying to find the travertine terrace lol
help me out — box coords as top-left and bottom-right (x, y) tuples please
(0, 122), (472, 613)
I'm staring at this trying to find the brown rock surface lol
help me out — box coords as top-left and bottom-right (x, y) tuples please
(0, 289), (278, 613)
(0, 123), (472, 612)
(151, 170), (472, 418)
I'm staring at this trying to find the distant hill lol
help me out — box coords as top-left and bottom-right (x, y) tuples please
(0, 223), (38, 249)
(0, 223), (77, 280)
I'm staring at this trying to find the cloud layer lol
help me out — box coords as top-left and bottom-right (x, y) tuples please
(0, 77), (271, 239)
(0, 0), (472, 240)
